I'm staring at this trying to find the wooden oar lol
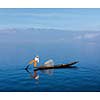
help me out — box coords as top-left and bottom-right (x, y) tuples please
(25, 64), (30, 70)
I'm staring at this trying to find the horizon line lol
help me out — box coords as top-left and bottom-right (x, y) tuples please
(0, 27), (100, 32)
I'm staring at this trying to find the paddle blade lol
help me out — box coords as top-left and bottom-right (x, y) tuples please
(25, 64), (30, 70)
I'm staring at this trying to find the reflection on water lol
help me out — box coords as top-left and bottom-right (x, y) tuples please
(0, 29), (100, 91)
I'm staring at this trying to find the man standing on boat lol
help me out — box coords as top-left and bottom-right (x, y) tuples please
(25, 56), (39, 70)
(25, 56), (40, 79)
(29, 56), (39, 67)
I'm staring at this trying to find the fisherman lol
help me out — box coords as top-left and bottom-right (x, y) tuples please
(29, 55), (39, 67)
(25, 56), (39, 70)
(25, 56), (40, 79)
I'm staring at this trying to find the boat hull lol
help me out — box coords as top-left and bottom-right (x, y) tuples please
(34, 61), (79, 71)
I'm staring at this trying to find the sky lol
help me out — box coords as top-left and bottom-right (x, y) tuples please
(0, 8), (100, 30)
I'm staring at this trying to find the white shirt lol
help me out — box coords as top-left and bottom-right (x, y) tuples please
(35, 57), (39, 63)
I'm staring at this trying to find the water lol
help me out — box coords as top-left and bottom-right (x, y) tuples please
(0, 29), (100, 92)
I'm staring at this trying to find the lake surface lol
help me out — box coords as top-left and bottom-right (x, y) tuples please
(0, 28), (100, 92)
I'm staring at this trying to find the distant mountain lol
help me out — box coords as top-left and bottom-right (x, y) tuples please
(0, 28), (100, 44)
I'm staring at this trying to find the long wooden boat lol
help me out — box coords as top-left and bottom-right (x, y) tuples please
(34, 61), (79, 71)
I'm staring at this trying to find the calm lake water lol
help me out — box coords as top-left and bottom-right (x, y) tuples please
(0, 29), (100, 92)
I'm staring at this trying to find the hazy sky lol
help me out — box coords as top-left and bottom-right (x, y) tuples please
(0, 8), (100, 30)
